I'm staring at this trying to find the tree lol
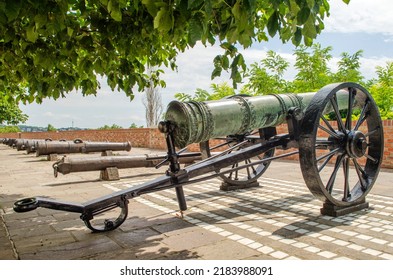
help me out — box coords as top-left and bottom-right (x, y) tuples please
(47, 123), (56, 131)
(243, 50), (290, 95)
(143, 67), (163, 127)
(0, 95), (28, 125)
(0, 0), (349, 103)
(98, 124), (123, 129)
(334, 50), (364, 83)
(293, 43), (333, 92)
(369, 61), (393, 119)
(129, 122), (143, 128)
(175, 82), (235, 101)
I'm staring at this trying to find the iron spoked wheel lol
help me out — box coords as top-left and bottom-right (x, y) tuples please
(200, 132), (275, 186)
(299, 82), (384, 207)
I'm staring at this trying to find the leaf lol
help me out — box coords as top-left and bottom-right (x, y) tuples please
(188, 0), (204, 10)
(303, 15), (317, 39)
(267, 11), (279, 37)
(342, 0), (350, 4)
(5, 0), (21, 22)
(154, 7), (172, 32)
(211, 67), (222, 80)
(292, 27), (302, 46)
(108, 0), (122, 21)
(297, 7), (310, 25)
(188, 16), (203, 47)
(26, 25), (38, 42)
(67, 27), (74, 37)
(142, 0), (158, 16)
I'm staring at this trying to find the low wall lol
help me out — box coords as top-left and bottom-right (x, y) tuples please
(1, 120), (393, 168)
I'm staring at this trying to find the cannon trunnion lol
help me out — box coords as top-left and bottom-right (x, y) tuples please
(13, 83), (384, 232)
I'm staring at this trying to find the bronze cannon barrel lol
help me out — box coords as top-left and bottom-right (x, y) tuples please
(53, 152), (203, 175)
(164, 91), (354, 148)
(35, 140), (132, 156)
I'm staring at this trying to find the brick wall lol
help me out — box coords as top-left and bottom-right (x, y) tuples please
(1, 120), (393, 168)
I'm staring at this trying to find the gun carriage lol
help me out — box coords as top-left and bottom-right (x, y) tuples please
(13, 83), (384, 232)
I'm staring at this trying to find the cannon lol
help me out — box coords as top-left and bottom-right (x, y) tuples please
(34, 139), (132, 157)
(14, 138), (53, 151)
(52, 152), (206, 177)
(13, 83), (384, 232)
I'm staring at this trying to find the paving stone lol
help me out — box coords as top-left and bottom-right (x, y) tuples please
(2, 146), (393, 260)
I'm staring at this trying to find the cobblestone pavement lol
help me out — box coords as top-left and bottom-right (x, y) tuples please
(1, 145), (392, 260)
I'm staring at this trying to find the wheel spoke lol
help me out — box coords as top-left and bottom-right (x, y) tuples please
(343, 157), (351, 201)
(364, 128), (379, 138)
(330, 94), (346, 133)
(316, 147), (341, 163)
(364, 153), (378, 163)
(352, 158), (368, 191)
(321, 115), (339, 136)
(345, 88), (356, 130)
(318, 124), (340, 139)
(318, 153), (335, 172)
(315, 139), (335, 149)
(354, 100), (370, 130)
(326, 154), (344, 194)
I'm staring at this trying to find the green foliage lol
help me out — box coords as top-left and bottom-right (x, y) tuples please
(0, 125), (20, 133)
(334, 50), (364, 83)
(0, 94), (28, 125)
(369, 62), (393, 119)
(129, 122), (143, 128)
(293, 43), (333, 92)
(98, 124), (124, 130)
(47, 123), (56, 131)
(243, 50), (290, 95)
(175, 43), (392, 120)
(0, 0), (347, 103)
(175, 82), (235, 101)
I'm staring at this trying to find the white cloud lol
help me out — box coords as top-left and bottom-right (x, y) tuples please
(325, 0), (393, 37)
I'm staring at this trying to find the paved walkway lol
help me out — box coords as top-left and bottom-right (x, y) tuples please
(0, 144), (392, 260)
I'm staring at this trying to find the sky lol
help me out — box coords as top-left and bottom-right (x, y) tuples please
(20, 0), (393, 129)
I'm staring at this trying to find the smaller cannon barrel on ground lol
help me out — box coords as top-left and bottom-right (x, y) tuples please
(35, 140), (132, 156)
(53, 152), (203, 176)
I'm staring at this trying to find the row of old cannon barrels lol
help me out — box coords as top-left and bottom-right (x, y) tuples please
(1, 137), (131, 155)
(1, 137), (202, 179)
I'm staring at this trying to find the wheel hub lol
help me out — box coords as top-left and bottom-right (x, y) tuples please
(347, 130), (367, 158)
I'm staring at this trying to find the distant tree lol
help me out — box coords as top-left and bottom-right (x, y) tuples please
(47, 124), (56, 131)
(369, 62), (393, 119)
(334, 50), (364, 83)
(175, 82), (235, 102)
(143, 67), (163, 128)
(293, 43), (333, 92)
(175, 88), (211, 102)
(129, 123), (143, 128)
(243, 50), (290, 95)
(98, 124), (123, 130)
(0, 126), (21, 133)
